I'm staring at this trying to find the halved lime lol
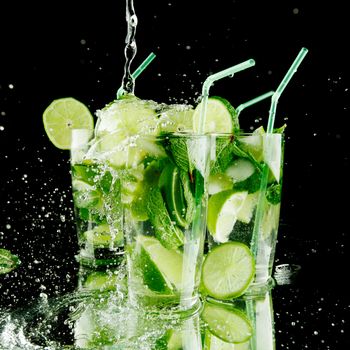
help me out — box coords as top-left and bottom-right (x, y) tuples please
(43, 97), (94, 150)
(207, 190), (248, 243)
(202, 302), (253, 344)
(202, 242), (255, 299)
(193, 96), (238, 134)
(137, 235), (183, 291)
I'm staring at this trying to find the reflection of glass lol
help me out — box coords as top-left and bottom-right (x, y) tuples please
(73, 264), (276, 349)
(206, 132), (284, 296)
(70, 129), (124, 267)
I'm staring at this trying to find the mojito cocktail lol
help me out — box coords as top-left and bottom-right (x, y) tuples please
(84, 96), (211, 312)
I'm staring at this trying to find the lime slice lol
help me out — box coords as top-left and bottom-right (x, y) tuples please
(137, 235), (183, 291)
(207, 190), (248, 243)
(193, 96), (238, 134)
(202, 242), (255, 299)
(43, 97), (94, 150)
(202, 302), (253, 344)
(204, 330), (250, 349)
(83, 271), (119, 291)
(237, 192), (259, 223)
(160, 105), (194, 132)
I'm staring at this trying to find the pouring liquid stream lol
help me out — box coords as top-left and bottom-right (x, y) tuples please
(121, 0), (138, 95)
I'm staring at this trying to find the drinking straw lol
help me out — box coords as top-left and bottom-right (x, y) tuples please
(116, 52), (156, 98)
(197, 59), (256, 134)
(235, 90), (274, 117)
(251, 48), (309, 261)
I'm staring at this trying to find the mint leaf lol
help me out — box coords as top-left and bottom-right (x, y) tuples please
(266, 183), (282, 204)
(179, 170), (195, 225)
(162, 137), (193, 174)
(0, 249), (20, 274)
(211, 137), (235, 174)
(147, 187), (184, 249)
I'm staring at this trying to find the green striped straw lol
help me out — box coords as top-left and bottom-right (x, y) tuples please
(251, 47), (309, 259)
(116, 52), (156, 98)
(197, 59), (256, 134)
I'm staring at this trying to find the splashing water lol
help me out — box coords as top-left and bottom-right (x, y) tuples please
(121, 0), (138, 95)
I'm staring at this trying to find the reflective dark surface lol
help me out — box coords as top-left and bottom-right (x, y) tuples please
(0, 0), (349, 348)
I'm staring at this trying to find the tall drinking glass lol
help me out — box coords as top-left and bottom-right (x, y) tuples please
(204, 131), (284, 298)
(108, 132), (211, 314)
(70, 129), (124, 267)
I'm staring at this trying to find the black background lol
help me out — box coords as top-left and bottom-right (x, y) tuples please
(0, 0), (349, 348)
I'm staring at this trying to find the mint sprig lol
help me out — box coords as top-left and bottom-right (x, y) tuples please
(0, 249), (20, 274)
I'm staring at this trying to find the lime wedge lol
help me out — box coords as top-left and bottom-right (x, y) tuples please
(193, 96), (238, 134)
(202, 242), (255, 299)
(159, 163), (188, 228)
(202, 302), (253, 344)
(237, 192), (259, 224)
(43, 97), (94, 150)
(208, 173), (233, 195)
(137, 235), (183, 291)
(207, 190), (248, 243)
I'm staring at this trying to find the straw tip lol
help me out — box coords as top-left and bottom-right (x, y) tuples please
(249, 58), (256, 65)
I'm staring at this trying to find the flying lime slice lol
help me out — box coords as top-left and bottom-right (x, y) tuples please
(201, 242), (255, 299)
(202, 302), (253, 344)
(193, 96), (238, 134)
(207, 190), (248, 243)
(136, 235), (183, 291)
(43, 97), (94, 150)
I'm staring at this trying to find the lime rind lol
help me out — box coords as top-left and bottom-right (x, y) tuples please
(202, 301), (253, 344)
(193, 96), (238, 134)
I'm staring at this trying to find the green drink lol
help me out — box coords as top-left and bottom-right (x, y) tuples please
(70, 129), (124, 267)
(202, 130), (284, 300)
